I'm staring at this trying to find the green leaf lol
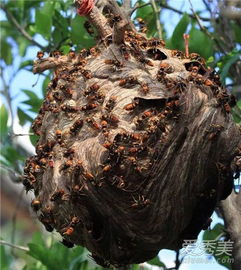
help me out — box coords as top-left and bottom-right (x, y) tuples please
(18, 37), (30, 57)
(135, 0), (157, 37)
(0, 245), (11, 270)
(170, 13), (190, 50)
(232, 23), (241, 44)
(0, 105), (8, 137)
(203, 223), (224, 241)
(147, 256), (166, 267)
(17, 108), (33, 125)
(136, 0), (153, 18)
(60, 45), (71, 55)
(220, 53), (240, 84)
(0, 145), (25, 165)
(30, 127), (39, 146)
(19, 60), (33, 70)
(188, 27), (213, 59)
(22, 89), (42, 113)
(0, 40), (13, 65)
(35, 1), (55, 39)
(70, 15), (95, 48)
(237, 100), (241, 110)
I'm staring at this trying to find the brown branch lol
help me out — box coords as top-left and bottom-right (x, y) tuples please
(220, 191), (241, 270)
(130, 1), (210, 21)
(150, 0), (162, 39)
(187, 0), (226, 54)
(0, 3), (45, 50)
(113, 19), (129, 44)
(86, 6), (112, 39)
(33, 56), (70, 74)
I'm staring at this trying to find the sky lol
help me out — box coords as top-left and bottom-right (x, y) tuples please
(0, 1), (235, 269)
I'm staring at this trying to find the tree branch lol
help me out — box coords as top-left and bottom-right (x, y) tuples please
(0, 3), (45, 50)
(156, 1), (210, 22)
(220, 191), (241, 270)
(0, 240), (29, 252)
(150, 0), (162, 39)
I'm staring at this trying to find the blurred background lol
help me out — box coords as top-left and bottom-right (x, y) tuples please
(0, 0), (240, 269)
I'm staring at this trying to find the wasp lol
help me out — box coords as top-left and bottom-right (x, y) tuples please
(22, 176), (34, 191)
(102, 164), (111, 172)
(104, 59), (123, 68)
(102, 142), (113, 149)
(105, 96), (117, 112)
(63, 148), (75, 158)
(50, 189), (65, 201)
(123, 98), (139, 111)
(136, 17), (147, 33)
(159, 63), (174, 73)
(84, 21), (94, 36)
(148, 37), (165, 47)
(109, 114), (119, 125)
(55, 129), (62, 140)
(131, 195), (150, 208)
(71, 216), (80, 225)
(64, 88), (74, 97)
(119, 76), (138, 87)
(61, 160), (73, 170)
(50, 50), (61, 58)
(68, 50), (75, 59)
(81, 69), (93, 79)
(101, 120), (108, 128)
(61, 104), (79, 112)
(89, 82), (100, 92)
(82, 103), (98, 111)
(120, 44), (130, 60)
(171, 50), (185, 59)
(63, 226), (74, 236)
(83, 171), (94, 181)
(37, 51), (44, 59)
(31, 199), (41, 211)
(70, 119), (84, 134)
(139, 82), (149, 94)
(137, 56), (154, 67)
(86, 117), (101, 130)
(89, 47), (100, 57)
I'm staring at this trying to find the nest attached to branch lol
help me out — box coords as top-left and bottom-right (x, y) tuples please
(23, 0), (241, 267)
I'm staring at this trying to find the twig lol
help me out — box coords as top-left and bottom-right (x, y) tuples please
(131, 2), (151, 16)
(187, 0), (226, 54)
(150, 0), (162, 39)
(9, 132), (35, 137)
(183, 34), (190, 58)
(0, 3), (45, 50)
(157, 1), (210, 21)
(0, 240), (29, 252)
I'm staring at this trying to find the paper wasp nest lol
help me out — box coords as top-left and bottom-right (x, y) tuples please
(23, 4), (240, 267)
